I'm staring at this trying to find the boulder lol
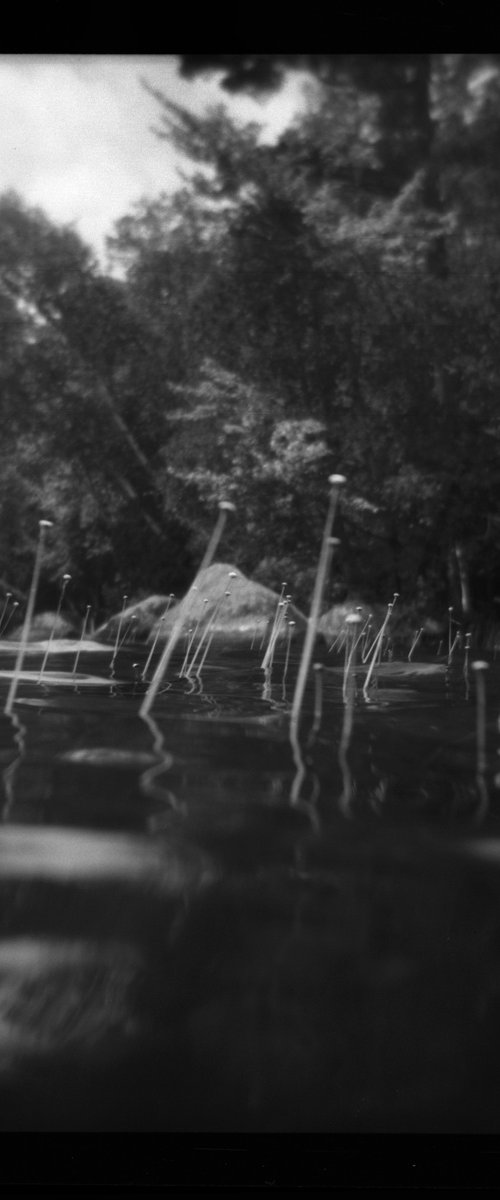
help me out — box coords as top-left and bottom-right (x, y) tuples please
(95, 565), (308, 648)
(150, 564), (308, 645)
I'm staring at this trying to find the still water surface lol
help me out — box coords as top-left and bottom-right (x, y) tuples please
(1, 642), (500, 1131)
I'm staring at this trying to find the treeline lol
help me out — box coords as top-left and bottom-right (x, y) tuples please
(2, 53), (500, 626)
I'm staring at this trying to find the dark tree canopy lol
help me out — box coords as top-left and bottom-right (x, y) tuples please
(2, 54), (500, 629)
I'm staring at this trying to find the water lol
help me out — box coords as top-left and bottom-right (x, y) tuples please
(1, 641), (500, 1131)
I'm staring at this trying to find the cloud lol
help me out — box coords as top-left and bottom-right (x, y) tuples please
(0, 55), (306, 265)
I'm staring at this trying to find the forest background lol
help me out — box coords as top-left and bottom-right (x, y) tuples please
(1, 53), (500, 633)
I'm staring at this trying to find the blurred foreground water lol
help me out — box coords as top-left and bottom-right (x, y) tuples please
(1, 642), (500, 1131)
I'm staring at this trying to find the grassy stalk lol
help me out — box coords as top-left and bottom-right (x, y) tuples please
(194, 591), (232, 677)
(282, 620), (294, 691)
(362, 595), (399, 700)
(261, 600), (289, 672)
(342, 613), (362, 703)
(72, 605), (92, 676)
(139, 501), (235, 718)
(0, 601), (19, 639)
(4, 521), (53, 717)
(408, 627), (423, 662)
(110, 595), (128, 671)
(289, 474), (345, 744)
(141, 595), (175, 681)
(261, 583), (287, 670)
(0, 593), (12, 636)
(38, 573), (71, 681)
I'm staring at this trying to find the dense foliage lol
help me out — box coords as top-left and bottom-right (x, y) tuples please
(2, 54), (500, 625)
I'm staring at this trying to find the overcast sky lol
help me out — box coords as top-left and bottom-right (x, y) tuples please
(0, 55), (306, 269)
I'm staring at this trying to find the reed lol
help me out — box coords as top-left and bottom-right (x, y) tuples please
(282, 619), (295, 690)
(4, 520), (53, 717)
(179, 588), (201, 675)
(120, 614), (138, 647)
(38, 573), (72, 682)
(343, 612), (362, 703)
(142, 620), (164, 680)
(463, 631), (472, 678)
(359, 614), (373, 660)
(141, 594), (176, 682)
(193, 591), (232, 678)
(362, 593), (399, 700)
(140, 501), (235, 718)
(72, 605), (92, 676)
(448, 631), (461, 663)
(290, 473), (345, 742)
(261, 598), (290, 672)
(408, 627), (423, 662)
(447, 607), (454, 663)
(0, 600), (19, 639)
(328, 629), (347, 654)
(110, 595), (128, 671)
(186, 573), (237, 678)
(261, 583), (287, 670)
(0, 593), (12, 636)
(361, 614), (386, 663)
(187, 573), (237, 681)
(258, 619), (270, 652)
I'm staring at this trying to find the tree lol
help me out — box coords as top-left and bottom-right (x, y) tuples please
(0, 193), (194, 614)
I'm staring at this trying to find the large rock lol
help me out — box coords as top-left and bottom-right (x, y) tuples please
(96, 565), (308, 647)
(150, 564), (308, 645)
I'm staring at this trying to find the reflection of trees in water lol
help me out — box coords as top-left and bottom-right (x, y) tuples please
(288, 688), (490, 828)
(160, 844), (500, 1130)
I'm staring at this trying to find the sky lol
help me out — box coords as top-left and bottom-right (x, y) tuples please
(0, 55), (307, 269)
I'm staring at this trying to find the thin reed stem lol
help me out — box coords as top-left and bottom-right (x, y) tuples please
(141, 595), (175, 681)
(362, 594), (399, 700)
(282, 620), (294, 691)
(38, 573), (71, 681)
(343, 613), (362, 703)
(1, 601), (19, 639)
(110, 595), (128, 670)
(261, 583), (287, 670)
(408, 627), (423, 662)
(261, 600), (289, 672)
(139, 501), (235, 718)
(72, 605), (91, 676)
(186, 574), (237, 678)
(194, 591), (231, 677)
(0, 593), (12, 636)
(290, 474), (345, 743)
(290, 532), (341, 737)
(179, 591), (202, 675)
(4, 521), (53, 717)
